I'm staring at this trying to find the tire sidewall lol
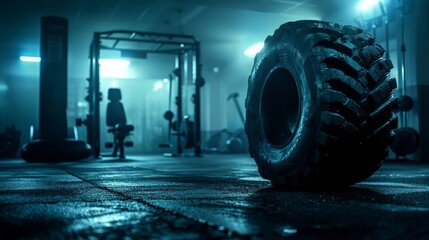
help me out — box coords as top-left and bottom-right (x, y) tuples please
(246, 39), (321, 178)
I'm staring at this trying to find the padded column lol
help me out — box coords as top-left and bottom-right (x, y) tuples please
(20, 16), (91, 162)
(39, 16), (68, 140)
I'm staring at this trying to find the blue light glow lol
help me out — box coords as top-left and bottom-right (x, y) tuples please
(99, 59), (130, 78)
(98, 59), (130, 67)
(358, 0), (380, 12)
(244, 42), (264, 57)
(153, 81), (164, 91)
(0, 83), (8, 92)
(19, 56), (41, 62)
(358, 0), (384, 21)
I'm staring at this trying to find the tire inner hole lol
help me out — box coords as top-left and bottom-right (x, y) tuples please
(261, 67), (300, 148)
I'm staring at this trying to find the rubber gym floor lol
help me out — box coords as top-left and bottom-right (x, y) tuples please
(0, 154), (428, 239)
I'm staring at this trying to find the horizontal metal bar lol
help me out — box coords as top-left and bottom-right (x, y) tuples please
(97, 30), (197, 42)
(99, 37), (197, 47)
(99, 46), (194, 55)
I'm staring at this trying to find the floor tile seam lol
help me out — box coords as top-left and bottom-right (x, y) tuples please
(62, 168), (241, 238)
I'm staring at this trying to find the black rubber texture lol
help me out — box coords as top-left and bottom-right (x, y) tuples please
(21, 139), (92, 162)
(245, 20), (397, 189)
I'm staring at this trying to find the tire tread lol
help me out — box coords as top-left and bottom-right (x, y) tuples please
(246, 20), (397, 189)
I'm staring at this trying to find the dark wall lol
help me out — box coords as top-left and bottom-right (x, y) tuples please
(415, 0), (429, 161)
(0, 74), (39, 146)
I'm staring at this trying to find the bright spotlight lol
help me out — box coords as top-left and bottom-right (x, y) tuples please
(358, 0), (385, 21)
(153, 81), (164, 91)
(244, 42), (264, 57)
(358, 0), (380, 12)
(99, 59), (130, 78)
(20, 56), (41, 62)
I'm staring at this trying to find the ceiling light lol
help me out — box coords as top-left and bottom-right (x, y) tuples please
(99, 59), (130, 78)
(358, 0), (385, 21)
(358, 0), (380, 12)
(20, 56), (41, 62)
(244, 42), (264, 57)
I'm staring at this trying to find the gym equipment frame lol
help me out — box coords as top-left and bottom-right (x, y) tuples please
(81, 30), (203, 158)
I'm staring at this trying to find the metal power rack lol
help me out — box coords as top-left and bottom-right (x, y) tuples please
(84, 30), (202, 158)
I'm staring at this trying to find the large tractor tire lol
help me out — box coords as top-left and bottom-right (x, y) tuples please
(245, 20), (397, 189)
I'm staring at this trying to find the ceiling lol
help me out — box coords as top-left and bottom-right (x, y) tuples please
(0, 0), (359, 78)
